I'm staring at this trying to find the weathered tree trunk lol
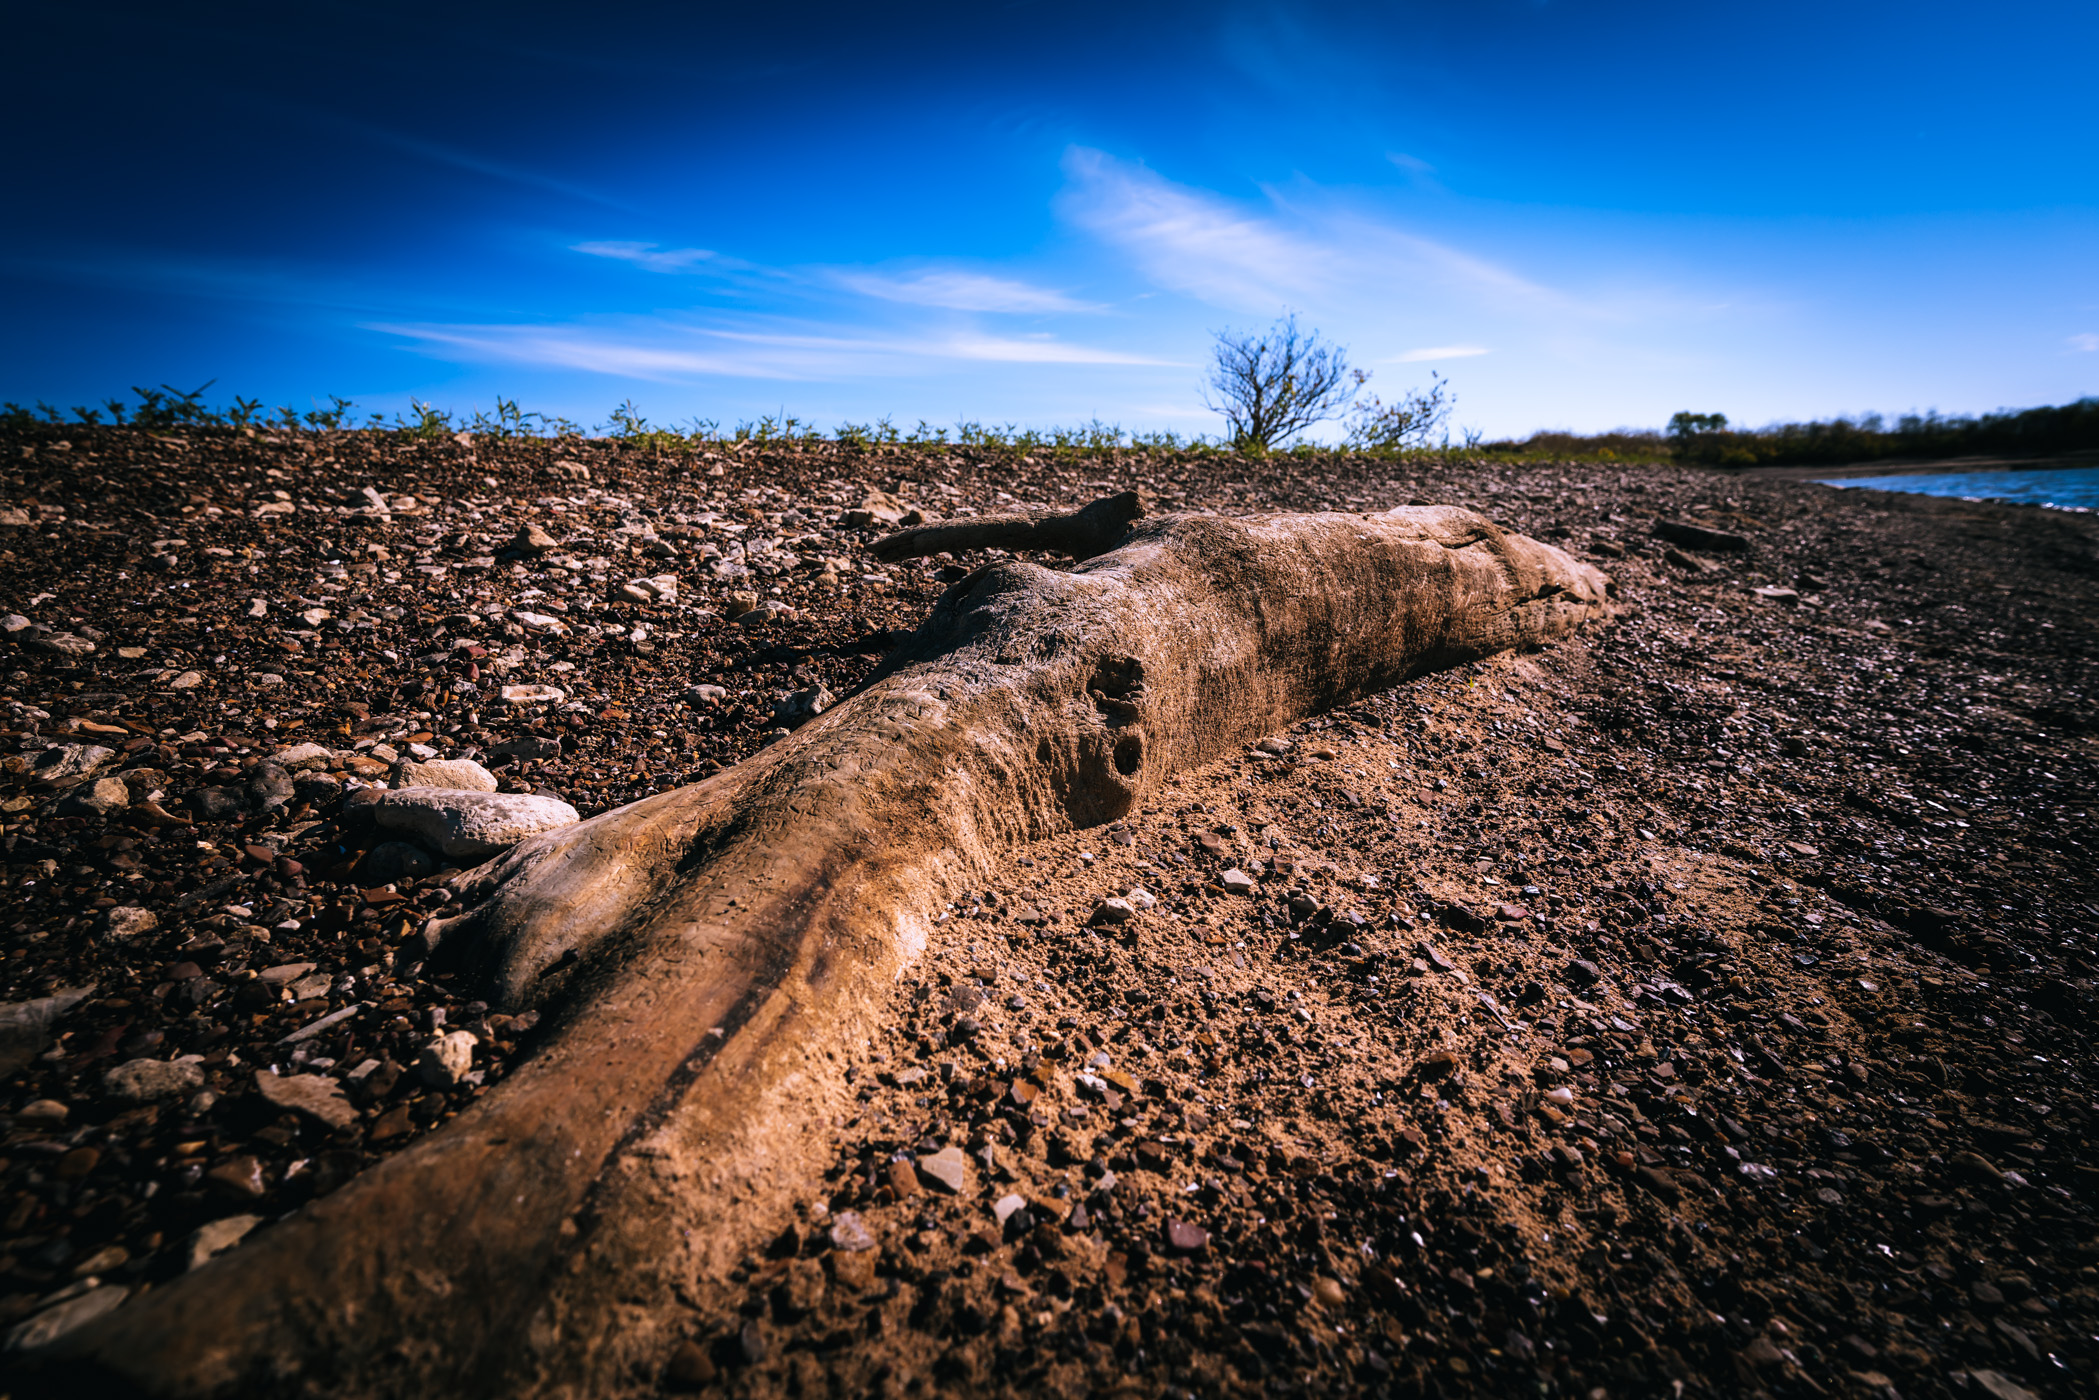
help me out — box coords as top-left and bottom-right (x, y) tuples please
(34, 500), (1608, 1398)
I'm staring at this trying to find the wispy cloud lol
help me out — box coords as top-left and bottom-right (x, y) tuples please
(372, 317), (1169, 382)
(573, 241), (755, 274)
(836, 269), (1101, 314)
(2071, 332), (2099, 352)
(1390, 345), (1490, 362)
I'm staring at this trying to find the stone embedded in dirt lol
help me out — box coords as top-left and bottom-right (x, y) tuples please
(1969, 1370), (2040, 1400)
(490, 735), (562, 760)
(1090, 898), (1137, 927)
(513, 523), (558, 556)
(255, 1071), (357, 1130)
(772, 685), (834, 728)
(56, 775), (131, 817)
(1219, 868), (1257, 894)
(1662, 546), (1716, 573)
(827, 1210), (876, 1253)
(391, 757), (499, 792)
(18, 1099), (68, 1125)
(885, 1158), (920, 1198)
(96, 906), (157, 943)
(269, 742), (336, 772)
(1653, 518), (1751, 552)
(30, 743), (116, 788)
(1255, 737), (1292, 755)
(1165, 1219), (1209, 1254)
(371, 789), (580, 859)
(498, 684), (566, 706)
(0, 987), (95, 1076)
(992, 1193), (1028, 1225)
(1417, 1050), (1458, 1078)
(614, 574), (678, 604)
(360, 841), (437, 885)
(665, 1338), (716, 1388)
(186, 1214), (263, 1272)
(206, 1155), (267, 1199)
(1752, 585), (1801, 607)
(416, 1030), (479, 1087)
(917, 1145), (970, 1194)
(104, 1057), (206, 1102)
(30, 631), (96, 657)
(1564, 958), (1602, 987)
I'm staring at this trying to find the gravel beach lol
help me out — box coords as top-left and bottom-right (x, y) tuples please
(3, 425), (2095, 1398)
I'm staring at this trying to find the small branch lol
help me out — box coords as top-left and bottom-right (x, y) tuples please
(869, 489), (1150, 563)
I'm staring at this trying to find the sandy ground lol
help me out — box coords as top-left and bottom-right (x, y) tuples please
(2, 427), (2095, 1399)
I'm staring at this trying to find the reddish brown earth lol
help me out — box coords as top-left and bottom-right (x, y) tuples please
(1, 426), (2095, 1399)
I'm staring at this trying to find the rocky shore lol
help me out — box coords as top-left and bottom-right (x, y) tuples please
(2, 425), (2094, 1398)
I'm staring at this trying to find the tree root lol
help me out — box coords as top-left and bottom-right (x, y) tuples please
(32, 499), (1608, 1397)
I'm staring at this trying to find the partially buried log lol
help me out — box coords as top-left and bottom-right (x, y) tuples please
(32, 495), (1608, 1397)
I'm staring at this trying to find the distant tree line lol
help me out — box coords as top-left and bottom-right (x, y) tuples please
(1659, 398), (2099, 468)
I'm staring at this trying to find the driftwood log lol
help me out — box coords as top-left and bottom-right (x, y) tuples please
(35, 495), (1608, 1397)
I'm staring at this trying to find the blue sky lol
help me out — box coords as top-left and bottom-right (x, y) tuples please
(5, 0), (2095, 440)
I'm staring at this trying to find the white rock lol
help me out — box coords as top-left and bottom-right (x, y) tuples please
(992, 1193), (1029, 1225)
(101, 906), (158, 941)
(511, 610), (568, 634)
(917, 1144), (970, 1193)
(390, 757), (498, 793)
(2, 613), (28, 632)
(416, 1029), (478, 1086)
(1090, 898), (1137, 927)
(1220, 868), (1257, 895)
(104, 1058), (206, 1103)
(4, 1284), (129, 1351)
(170, 670), (204, 690)
(269, 742), (335, 772)
(1124, 886), (1157, 910)
(186, 1214), (263, 1271)
(246, 598), (268, 618)
(372, 789), (580, 860)
(499, 684), (566, 706)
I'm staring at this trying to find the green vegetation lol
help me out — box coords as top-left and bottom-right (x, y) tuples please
(9, 381), (2094, 469)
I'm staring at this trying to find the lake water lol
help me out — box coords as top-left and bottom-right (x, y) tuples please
(1816, 465), (2099, 512)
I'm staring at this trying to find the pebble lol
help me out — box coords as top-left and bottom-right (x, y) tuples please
(1164, 1219), (1210, 1254)
(1090, 898), (1137, 927)
(56, 775), (131, 816)
(390, 757), (499, 792)
(917, 1144), (970, 1194)
(1219, 868), (1256, 895)
(185, 1214), (263, 1271)
(268, 742), (336, 772)
(416, 1029), (479, 1087)
(992, 1193), (1028, 1225)
(205, 1154), (267, 1198)
(371, 789), (581, 859)
(828, 1210), (877, 1253)
(255, 1070), (358, 1129)
(103, 1057), (206, 1102)
(498, 684), (566, 706)
(100, 905), (158, 940)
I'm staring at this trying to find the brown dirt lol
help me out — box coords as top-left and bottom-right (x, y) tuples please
(2, 427), (2095, 1399)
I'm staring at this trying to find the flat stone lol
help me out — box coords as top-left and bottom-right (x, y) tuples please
(917, 1145), (970, 1194)
(371, 789), (580, 860)
(30, 743), (116, 788)
(0, 987), (94, 1077)
(391, 757), (498, 792)
(1653, 519), (1751, 552)
(1219, 868), (1256, 895)
(206, 1154), (266, 1198)
(992, 1193), (1029, 1225)
(186, 1214), (263, 1271)
(416, 1030), (478, 1087)
(498, 684), (566, 706)
(30, 632), (96, 657)
(269, 742), (336, 772)
(170, 670), (205, 689)
(258, 962), (317, 987)
(3, 1285), (129, 1351)
(255, 1070), (357, 1129)
(104, 1057), (205, 1102)
(513, 522), (558, 555)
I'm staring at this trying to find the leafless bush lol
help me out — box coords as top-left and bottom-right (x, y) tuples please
(1201, 314), (1355, 451)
